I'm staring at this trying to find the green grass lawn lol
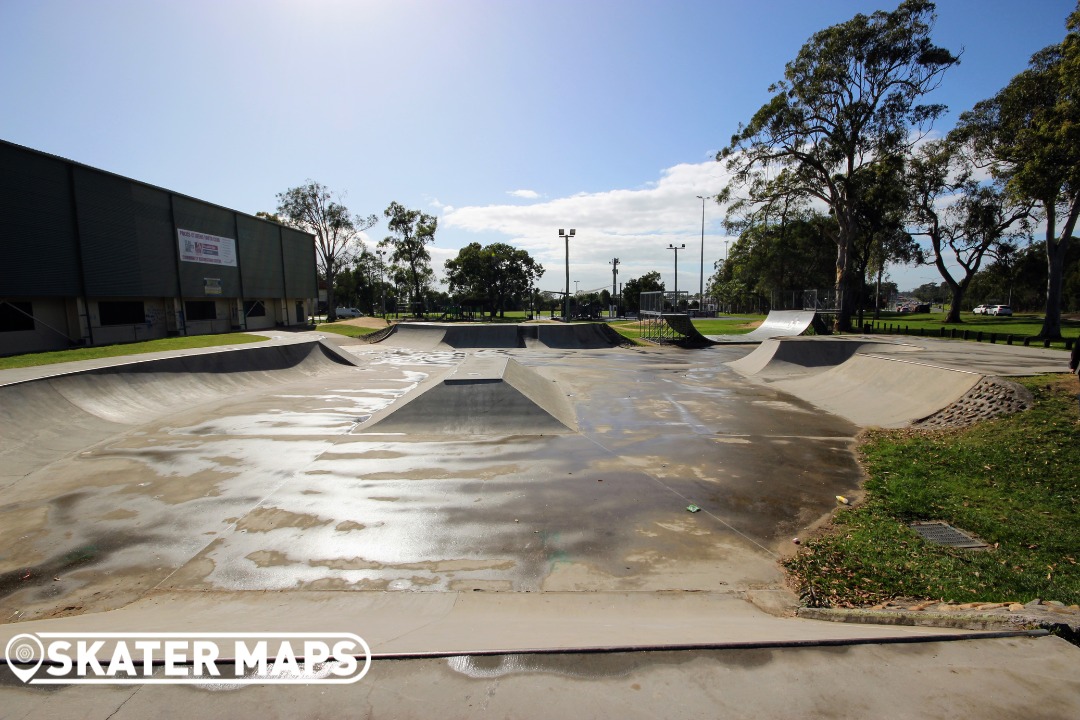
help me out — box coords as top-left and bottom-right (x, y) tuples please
(606, 315), (765, 343)
(691, 316), (764, 335)
(0, 333), (267, 370)
(315, 322), (388, 339)
(784, 374), (1080, 607)
(866, 311), (1080, 350)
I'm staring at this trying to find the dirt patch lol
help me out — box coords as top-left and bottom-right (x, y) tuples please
(337, 317), (391, 330)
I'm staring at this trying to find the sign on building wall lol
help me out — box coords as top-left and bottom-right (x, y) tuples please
(178, 229), (237, 267)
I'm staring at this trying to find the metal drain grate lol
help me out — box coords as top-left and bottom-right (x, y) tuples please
(910, 522), (988, 548)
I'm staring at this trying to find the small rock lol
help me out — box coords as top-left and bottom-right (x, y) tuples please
(1046, 600), (1065, 607)
(792, 537), (800, 545)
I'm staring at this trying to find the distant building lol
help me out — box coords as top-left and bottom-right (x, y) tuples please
(0, 140), (317, 355)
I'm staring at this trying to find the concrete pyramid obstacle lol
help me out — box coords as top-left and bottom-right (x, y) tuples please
(359, 356), (576, 435)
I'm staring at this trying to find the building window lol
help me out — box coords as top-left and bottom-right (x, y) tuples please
(185, 301), (217, 321)
(0, 301), (35, 332)
(243, 300), (266, 318)
(98, 300), (145, 326)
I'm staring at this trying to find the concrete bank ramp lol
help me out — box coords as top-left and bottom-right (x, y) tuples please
(378, 322), (621, 350)
(708, 310), (819, 344)
(0, 340), (356, 483)
(728, 337), (920, 379)
(770, 354), (982, 428)
(727, 337), (982, 428)
(360, 356), (575, 434)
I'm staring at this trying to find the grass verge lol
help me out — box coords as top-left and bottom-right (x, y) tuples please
(0, 333), (267, 370)
(784, 374), (1080, 607)
(315, 323), (387, 339)
(607, 316), (763, 344)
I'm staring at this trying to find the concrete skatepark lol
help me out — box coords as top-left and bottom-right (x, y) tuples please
(0, 319), (1077, 718)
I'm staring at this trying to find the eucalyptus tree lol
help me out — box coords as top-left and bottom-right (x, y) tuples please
(907, 140), (1032, 323)
(275, 182), (377, 321)
(954, 6), (1080, 338)
(379, 202), (438, 317)
(718, 0), (958, 331)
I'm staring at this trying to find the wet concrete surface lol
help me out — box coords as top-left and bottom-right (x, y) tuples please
(0, 343), (865, 622)
(2, 635), (1077, 719)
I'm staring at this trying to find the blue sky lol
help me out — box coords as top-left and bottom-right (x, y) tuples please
(1, 0), (1074, 296)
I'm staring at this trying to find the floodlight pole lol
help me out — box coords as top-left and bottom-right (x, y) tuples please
(560, 228), (575, 321)
(610, 257), (620, 316)
(667, 243), (686, 303)
(696, 195), (706, 310)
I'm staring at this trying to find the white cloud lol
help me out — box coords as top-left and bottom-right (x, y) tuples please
(429, 197), (454, 213)
(508, 189), (540, 199)
(443, 160), (738, 294)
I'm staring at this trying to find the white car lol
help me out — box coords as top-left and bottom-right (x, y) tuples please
(972, 304), (989, 314)
(334, 307), (363, 318)
(989, 305), (1013, 316)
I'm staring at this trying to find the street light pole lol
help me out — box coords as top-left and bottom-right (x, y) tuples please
(696, 195), (706, 310)
(610, 257), (620, 317)
(560, 228), (575, 321)
(667, 243), (686, 304)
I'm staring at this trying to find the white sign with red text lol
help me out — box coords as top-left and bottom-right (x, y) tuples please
(178, 229), (237, 267)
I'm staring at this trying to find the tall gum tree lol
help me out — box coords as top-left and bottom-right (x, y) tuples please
(380, 202), (437, 317)
(955, 6), (1080, 338)
(275, 182), (377, 322)
(908, 140), (1032, 323)
(718, 0), (958, 331)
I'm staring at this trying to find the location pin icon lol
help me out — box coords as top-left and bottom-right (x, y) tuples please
(5, 634), (45, 684)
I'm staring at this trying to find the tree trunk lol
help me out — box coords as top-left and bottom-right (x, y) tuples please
(325, 267), (337, 321)
(833, 239), (856, 333)
(945, 282), (965, 324)
(1040, 236), (1069, 339)
(873, 265), (884, 321)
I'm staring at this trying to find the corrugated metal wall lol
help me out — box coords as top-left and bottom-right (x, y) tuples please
(0, 143), (81, 296)
(0, 140), (315, 306)
(172, 196), (242, 298)
(237, 215), (284, 297)
(282, 227), (318, 298)
(74, 166), (179, 297)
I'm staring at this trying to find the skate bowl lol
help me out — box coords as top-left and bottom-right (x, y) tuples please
(0, 339), (359, 485)
(376, 322), (623, 350)
(707, 310), (820, 344)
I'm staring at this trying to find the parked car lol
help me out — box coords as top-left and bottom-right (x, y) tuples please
(972, 304), (989, 314)
(334, 307), (363, 318)
(989, 305), (1013, 316)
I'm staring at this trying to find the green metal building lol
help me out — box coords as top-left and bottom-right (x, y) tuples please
(0, 140), (317, 355)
